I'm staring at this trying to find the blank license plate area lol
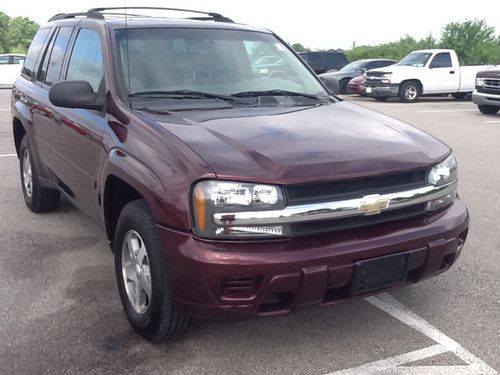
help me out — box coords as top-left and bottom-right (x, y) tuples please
(349, 252), (409, 295)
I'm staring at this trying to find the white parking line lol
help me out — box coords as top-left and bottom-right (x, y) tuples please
(0, 154), (17, 158)
(326, 293), (497, 375)
(0, 108), (10, 111)
(485, 120), (500, 124)
(417, 109), (476, 113)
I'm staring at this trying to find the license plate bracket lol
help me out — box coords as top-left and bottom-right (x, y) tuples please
(349, 252), (409, 295)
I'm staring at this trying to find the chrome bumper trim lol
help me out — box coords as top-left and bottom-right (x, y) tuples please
(213, 182), (457, 226)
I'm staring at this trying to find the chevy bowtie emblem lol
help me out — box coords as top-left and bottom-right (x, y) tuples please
(358, 194), (390, 215)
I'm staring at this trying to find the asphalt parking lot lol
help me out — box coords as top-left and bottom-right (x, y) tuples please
(0, 89), (498, 375)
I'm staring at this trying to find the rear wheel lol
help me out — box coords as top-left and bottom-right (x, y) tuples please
(19, 135), (60, 213)
(478, 105), (500, 115)
(399, 81), (420, 103)
(114, 199), (190, 342)
(452, 92), (469, 100)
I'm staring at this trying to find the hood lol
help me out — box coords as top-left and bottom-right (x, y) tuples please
(476, 68), (500, 79)
(140, 102), (449, 184)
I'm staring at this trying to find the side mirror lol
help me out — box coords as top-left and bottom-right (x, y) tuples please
(49, 80), (103, 110)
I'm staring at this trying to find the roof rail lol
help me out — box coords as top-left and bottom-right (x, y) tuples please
(48, 7), (233, 23)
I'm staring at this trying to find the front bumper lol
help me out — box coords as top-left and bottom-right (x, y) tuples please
(158, 198), (468, 319)
(362, 83), (400, 98)
(472, 90), (500, 107)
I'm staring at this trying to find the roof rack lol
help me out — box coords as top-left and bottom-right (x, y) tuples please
(48, 7), (234, 23)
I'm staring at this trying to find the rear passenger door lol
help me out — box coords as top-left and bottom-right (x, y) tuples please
(49, 28), (107, 219)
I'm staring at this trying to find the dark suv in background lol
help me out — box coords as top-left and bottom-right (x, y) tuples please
(298, 51), (348, 74)
(12, 7), (468, 343)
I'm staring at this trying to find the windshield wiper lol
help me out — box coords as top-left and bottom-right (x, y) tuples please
(231, 90), (325, 101)
(129, 90), (236, 102)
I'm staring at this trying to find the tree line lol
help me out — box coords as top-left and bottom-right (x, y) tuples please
(0, 11), (39, 54)
(293, 19), (500, 65)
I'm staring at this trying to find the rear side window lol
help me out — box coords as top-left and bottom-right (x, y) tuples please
(43, 27), (73, 86)
(22, 28), (51, 78)
(430, 53), (452, 68)
(66, 29), (103, 92)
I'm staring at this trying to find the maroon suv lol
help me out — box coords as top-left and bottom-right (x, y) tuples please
(11, 7), (468, 342)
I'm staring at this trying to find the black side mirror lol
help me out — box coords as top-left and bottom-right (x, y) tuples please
(49, 80), (104, 110)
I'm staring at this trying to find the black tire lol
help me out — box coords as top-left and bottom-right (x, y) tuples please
(19, 135), (60, 213)
(398, 81), (421, 103)
(339, 78), (350, 95)
(374, 96), (388, 102)
(478, 105), (500, 115)
(452, 92), (469, 100)
(114, 199), (190, 343)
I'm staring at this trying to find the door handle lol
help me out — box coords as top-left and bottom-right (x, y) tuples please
(449, 71), (455, 74)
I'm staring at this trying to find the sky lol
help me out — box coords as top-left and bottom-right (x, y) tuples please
(2, 0), (500, 50)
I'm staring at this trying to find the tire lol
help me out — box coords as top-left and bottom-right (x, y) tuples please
(399, 81), (421, 103)
(19, 135), (60, 213)
(374, 96), (388, 102)
(114, 199), (190, 342)
(452, 92), (469, 100)
(339, 78), (350, 95)
(478, 105), (500, 115)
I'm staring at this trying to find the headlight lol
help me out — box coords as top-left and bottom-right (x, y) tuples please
(476, 77), (486, 87)
(192, 180), (287, 239)
(427, 154), (458, 211)
(381, 73), (392, 84)
(428, 154), (457, 186)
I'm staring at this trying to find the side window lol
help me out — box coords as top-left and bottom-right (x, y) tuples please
(430, 53), (452, 68)
(22, 28), (51, 78)
(44, 27), (73, 86)
(13, 56), (25, 65)
(0, 56), (10, 65)
(66, 29), (103, 92)
(364, 61), (379, 70)
(379, 60), (395, 68)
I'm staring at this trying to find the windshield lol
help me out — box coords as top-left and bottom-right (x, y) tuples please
(397, 52), (432, 67)
(339, 60), (365, 72)
(115, 28), (328, 99)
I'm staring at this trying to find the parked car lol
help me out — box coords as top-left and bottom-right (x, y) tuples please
(12, 8), (468, 342)
(472, 68), (500, 115)
(298, 51), (348, 74)
(319, 59), (396, 94)
(347, 75), (365, 95)
(0, 53), (25, 88)
(363, 49), (493, 102)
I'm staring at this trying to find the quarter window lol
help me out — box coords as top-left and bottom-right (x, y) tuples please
(66, 29), (103, 92)
(22, 28), (50, 78)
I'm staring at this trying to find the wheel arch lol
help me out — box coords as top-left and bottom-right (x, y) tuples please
(13, 117), (26, 158)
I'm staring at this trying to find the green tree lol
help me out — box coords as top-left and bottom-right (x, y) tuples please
(440, 19), (497, 64)
(291, 43), (308, 53)
(0, 11), (10, 53)
(7, 16), (39, 52)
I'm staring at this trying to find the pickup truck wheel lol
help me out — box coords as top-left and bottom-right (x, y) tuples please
(399, 82), (420, 103)
(452, 93), (468, 100)
(478, 105), (500, 115)
(114, 199), (190, 342)
(19, 136), (60, 213)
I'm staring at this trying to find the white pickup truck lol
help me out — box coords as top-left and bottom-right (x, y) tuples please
(362, 49), (493, 103)
(0, 54), (25, 88)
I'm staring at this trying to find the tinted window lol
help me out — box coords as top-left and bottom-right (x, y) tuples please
(44, 27), (73, 86)
(430, 53), (452, 68)
(379, 60), (396, 68)
(37, 31), (57, 83)
(66, 29), (103, 92)
(0, 56), (10, 65)
(13, 56), (25, 65)
(364, 61), (379, 70)
(22, 28), (51, 78)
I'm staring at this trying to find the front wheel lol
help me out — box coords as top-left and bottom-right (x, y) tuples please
(114, 199), (190, 342)
(478, 105), (500, 115)
(399, 81), (420, 103)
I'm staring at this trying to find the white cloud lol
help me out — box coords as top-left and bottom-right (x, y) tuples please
(3, 0), (499, 50)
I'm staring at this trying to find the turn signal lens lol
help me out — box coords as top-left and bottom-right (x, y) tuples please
(193, 185), (207, 231)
